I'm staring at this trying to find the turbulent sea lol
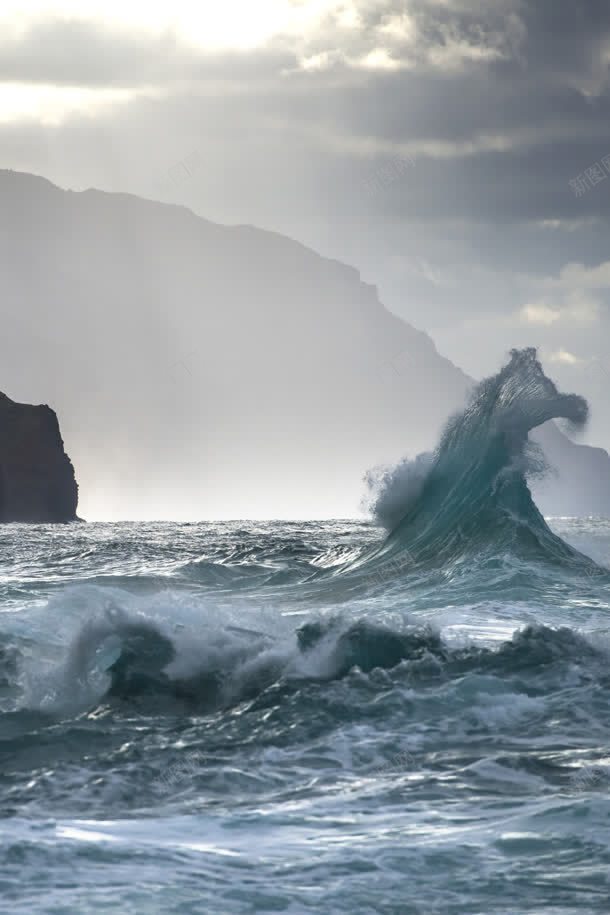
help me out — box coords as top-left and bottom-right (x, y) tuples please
(2, 350), (610, 914)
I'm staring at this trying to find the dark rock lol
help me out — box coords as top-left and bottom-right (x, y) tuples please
(0, 392), (78, 522)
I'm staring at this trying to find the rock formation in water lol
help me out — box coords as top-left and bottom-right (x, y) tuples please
(0, 392), (78, 522)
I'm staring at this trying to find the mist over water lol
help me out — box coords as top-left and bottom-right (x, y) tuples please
(2, 350), (610, 913)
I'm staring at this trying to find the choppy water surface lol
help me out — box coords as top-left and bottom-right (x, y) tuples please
(2, 351), (610, 914)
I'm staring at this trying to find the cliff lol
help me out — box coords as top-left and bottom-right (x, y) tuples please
(0, 168), (608, 519)
(0, 392), (78, 522)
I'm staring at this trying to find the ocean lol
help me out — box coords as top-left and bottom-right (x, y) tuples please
(1, 349), (610, 913)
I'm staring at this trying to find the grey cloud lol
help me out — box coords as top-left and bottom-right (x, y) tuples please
(0, 18), (294, 89)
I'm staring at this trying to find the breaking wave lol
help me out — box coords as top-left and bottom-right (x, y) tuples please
(3, 592), (608, 720)
(360, 348), (597, 576)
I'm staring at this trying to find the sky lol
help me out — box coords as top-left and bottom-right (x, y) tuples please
(2, 0), (610, 456)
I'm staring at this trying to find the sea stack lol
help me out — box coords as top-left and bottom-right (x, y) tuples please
(0, 392), (78, 522)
